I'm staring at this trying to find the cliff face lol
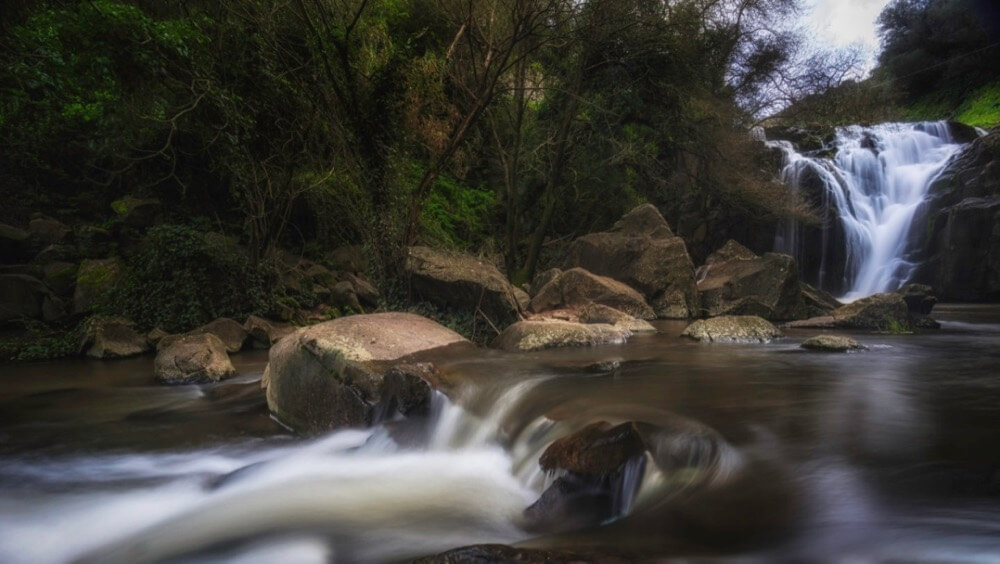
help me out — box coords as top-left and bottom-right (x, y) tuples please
(910, 129), (1000, 301)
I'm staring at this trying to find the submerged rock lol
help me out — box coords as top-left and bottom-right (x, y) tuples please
(79, 316), (150, 359)
(263, 312), (469, 433)
(154, 333), (236, 384)
(492, 320), (631, 352)
(800, 335), (866, 352)
(540, 421), (645, 474)
(530, 267), (655, 320)
(564, 204), (699, 318)
(681, 315), (783, 343)
(404, 246), (523, 327)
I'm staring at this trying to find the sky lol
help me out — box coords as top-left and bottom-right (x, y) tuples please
(803, 0), (895, 71)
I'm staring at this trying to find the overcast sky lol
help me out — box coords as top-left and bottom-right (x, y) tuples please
(803, 0), (894, 70)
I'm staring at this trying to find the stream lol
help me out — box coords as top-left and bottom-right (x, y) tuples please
(1, 304), (999, 562)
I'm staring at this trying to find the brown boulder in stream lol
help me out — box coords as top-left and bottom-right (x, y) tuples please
(79, 316), (150, 359)
(696, 242), (807, 320)
(154, 333), (236, 384)
(681, 315), (783, 343)
(263, 312), (469, 433)
(540, 421), (645, 474)
(530, 268), (655, 320)
(564, 204), (699, 318)
(492, 320), (632, 352)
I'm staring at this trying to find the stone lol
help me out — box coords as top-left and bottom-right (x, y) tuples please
(328, 245), (366, 273)
(577, 303), (656, 332)
(75, 225), (115, 259)
(147, 328), (170, 346)
(697, 250), (807, 320)
(801, 282), (842, 317)
(330, 280), (363, 313)
(73, 258), (122, 315)
(530, 268), (655, 320)
(895, 283), (937, 315)
(830, 293), (910, 330)
(704, 239), (757, 265)
(32, 244), (77, 264)
(530, 268), (563, 298)
(0, 223), (31, 261)
(681, 315), (783, 343)
(190, 317), (248, 353)
(341, 272), (380, 307)
(79, 316), (150, 359)
(263, 312), (469, 433)
(111, 196), (161, 228)
(800, 335), (866, 352)
(28, 217), (71, 245)
(0, 274), (64, 323)
(42, 261), (77, 296)
(404, 246), (523, 327)
(540, 421), (645, 474)
(492, 320), (632, 352)
(244, 315), (294, 349)
(415, 544), (638, 564)
(564, 204), (699, 318)
(155, 333), (236, 384)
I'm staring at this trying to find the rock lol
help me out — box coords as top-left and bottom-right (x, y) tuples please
(154, 333), (236, 384)
(244, 315), (294, 349)
(330, 280), (363, 313)
(577, 303), (656, 332)
(73, 258), (122, 315)
(530, 268), (563, 298)
(0, 223), (31, 261)
(681, 315), (783, 343)
(697, 249), (807, 320)
(801, 282), (842, 317)
(303, 263), (337, 287)
(377, 363), (438, 418)
(111, 196), (161, 228)
(530, 268), (655, 320)
(75, 225), (115, 259)
(405, 246), (523, 327)
(910, 130), (1000, 300)
(79, 316), (150, 359)
(341, 272), (379, 307)
(328, 245), (366, 273)
(540, 421), (645, 474)
(0, 274), (65, 323)
(764, 125), (834, 152)
(830, 293), (909, 330)
(704, 239), (757, 265)
(523, 475), (616, 534)
(564, 204), (699, 318)
(32, 244), (77, 264)
(800, 335), (866, 352)
(895, 283), (937, 315)
(28, 217), (71, 245)
(943, 120), (981, 144)
(492, 320), (632, 352)
(263, 312), (469, 433)
(415, 544), (638, 564)
(190, 317), (248, 353)
(147, 328), (170, 346)
(42, 261), (77, 296)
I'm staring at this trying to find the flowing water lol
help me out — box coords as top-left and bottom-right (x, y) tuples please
(2, 305), (1000, 562)
(771, 122), (969, 300)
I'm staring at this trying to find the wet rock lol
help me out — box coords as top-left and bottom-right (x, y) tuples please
(73, 258), (122, 315)
(564, 204), (699, 318)
(830, 292), (910, 330)
(577, 303), (656, 332)
(111, 196), (161, 228)
(801, 282), (842, 317)
(146, 327), (170, 346)
(263, 312), (469, 433)
(42, 261), (77, 296)
(405, 246), (523, 327)
(155, 333), (236, 384)
(800, 335), (866, 352)
(492, 320), (632, 352)
(895, 283), (937, 315)
(79, 316), (150, 359)
(376, 362), (438, 419)
(681, 315), (783, 343)
(530, 268), (655, 320)
(243, 315), (294, 349)
(540, 421), (645, 474)
(28, 217), (71, 245)
(697, 249), (807, 320)
(189, 317), (247, 353)
(523, 475), (615, 534)
(415, 544), (638, 564)
(0, 274), (65, 323)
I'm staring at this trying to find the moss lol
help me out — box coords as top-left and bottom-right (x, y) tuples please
(110, 199), (129, 216)
(77, 260), (119, 289)
(954, 82), (1000, 128)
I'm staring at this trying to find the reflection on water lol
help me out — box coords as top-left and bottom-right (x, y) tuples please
(0, 305), (998, 562)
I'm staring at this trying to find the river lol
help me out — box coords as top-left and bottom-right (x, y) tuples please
(1, 304), (999, 562)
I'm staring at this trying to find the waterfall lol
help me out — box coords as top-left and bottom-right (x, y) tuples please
(770, 122), (968, 300)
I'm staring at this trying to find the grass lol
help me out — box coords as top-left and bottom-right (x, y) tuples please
(903, 81), (1000, 129)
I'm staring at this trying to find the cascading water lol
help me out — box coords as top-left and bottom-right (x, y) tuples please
(769, 122), (970, 300)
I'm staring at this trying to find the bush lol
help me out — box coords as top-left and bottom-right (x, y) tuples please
(105, 224), (276, 332)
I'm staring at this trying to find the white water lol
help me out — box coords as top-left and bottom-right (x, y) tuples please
(770, 122), (968, 300)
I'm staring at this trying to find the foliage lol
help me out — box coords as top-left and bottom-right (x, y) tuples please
(104, 224), (277, 332)
(954, 82), (1000, 128)
(417, 167), (497, 250)
(0, 323), (78, 362)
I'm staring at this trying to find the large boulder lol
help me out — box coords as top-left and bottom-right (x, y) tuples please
(492, 320), (632, 352)
(28, 217), (71, 245)
(540, 421), (645, 474)
(404, 246), (523, 327)
(189, 317), (247, 353)
(530, 268), (655, 320)
(696, 244), (807, 321)
(263, 312), (469, 433)
(895, 283), (937, 315)
(79, 316), (150, 359)
(0, 274), (65, 323)
(564, 204), (699, 318)
(910, 130), (1000, 301)
(73, 258), (122, 315)
(830, 292), (910, 330)
(154, 333), (236, 384)
(681, 315), (783, 343)
(42, 261), (78, 296)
